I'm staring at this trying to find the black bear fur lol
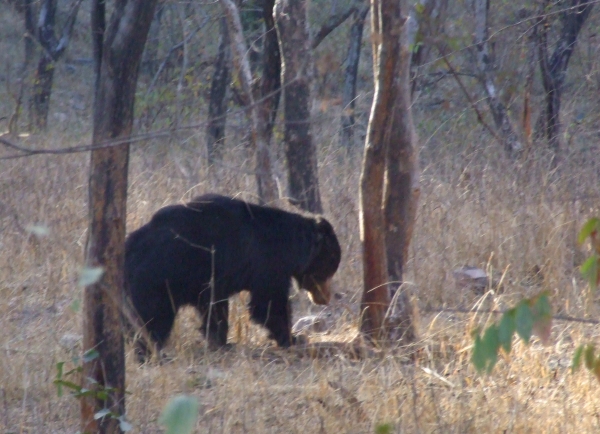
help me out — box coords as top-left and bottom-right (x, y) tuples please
(125, 194), (341, 358)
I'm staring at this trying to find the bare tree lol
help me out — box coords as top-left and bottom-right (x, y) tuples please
(274, 0), (322, 213)
(257, 0), (281, 148)
(221, 0), (278, 204)
(340, 4), (369, 148)
(359, 0), (419, 343)
(6, 0), (81, 131)
(407, 0), (448, 95)
(383, 4), (420, 345)
(206, 17), (231, 166)
(473, 0), (522, 158)
(82, 1), (157, 432)
(312, 0), (364, 49)
(31, 0), (83, 130)
(536, 0), (592, 157)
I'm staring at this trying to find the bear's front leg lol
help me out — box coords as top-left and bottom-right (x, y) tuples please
(198, 299), (229, 348)
(249, 294), (295, 347)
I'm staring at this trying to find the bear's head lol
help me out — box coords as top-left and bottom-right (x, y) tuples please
(299, 217), (342, 305)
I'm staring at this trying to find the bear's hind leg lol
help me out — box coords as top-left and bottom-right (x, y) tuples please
(133, 310), (176, 362)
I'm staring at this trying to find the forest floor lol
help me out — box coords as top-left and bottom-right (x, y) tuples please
(2, 130), (600, 433)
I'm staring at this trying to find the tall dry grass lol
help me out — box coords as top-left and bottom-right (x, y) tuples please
(2, 121), (600, 432)
(3, 4), (600, 433)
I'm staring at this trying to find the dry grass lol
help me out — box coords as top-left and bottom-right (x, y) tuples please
(2, 128), (600, 433)
(3, 5), (600, 434)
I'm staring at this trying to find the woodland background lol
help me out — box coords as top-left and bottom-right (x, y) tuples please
(2, 0), (600, 432)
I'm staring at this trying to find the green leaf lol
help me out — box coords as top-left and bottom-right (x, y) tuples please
(481, 325), (500, 373)
(54, 379), (83, 393)
(83, 349), (100, 363)
(472, 325), (500, 373)
(471, 334), (487, 373)
(572, 345), (585, 372)
(159, 395), (199, 434)
(78, 266), (105, 287)
(94, 409), (112, 420)
(375, 423), (394, 434)
(584, 345), (596, 370)
(70, 298), (81, 313)
(581, 255), (599, 291)
(55, 362), (65, 397)
(578, 218), (600, 244)
(531, 293), (553, 344)
(532, 293), (552, 318)
(96, 390), (110, 401)
(498, 310), (516, 353)
(515, 302), (533, 344)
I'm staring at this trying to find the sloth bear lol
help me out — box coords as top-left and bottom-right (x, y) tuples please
(125, 194), (341, 359)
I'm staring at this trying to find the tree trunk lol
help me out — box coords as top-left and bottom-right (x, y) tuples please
(408, 0), (448, 96)
(536, 0), (592, 157)
(312, 0), (363, 49)
(221, 0), (278, 204)
(359, 0), (396, 340)
(30, 0), (83, 130)
(141, 2), (163, 76)
(340, 5), (369, 148)
(383, 3), (420, 345)
(257, 0), (281, 147)
(274, 0), (322, 213)
(473, 0), (522, 158)
(7, 0), (36, 133)
(360, 0), (418, 344)
(206, 17), (231, 165)
(82, 1), (157, 433)
(31, 55), (55, 130)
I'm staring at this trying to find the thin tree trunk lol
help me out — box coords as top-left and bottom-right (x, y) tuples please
(82, 1), (157, 432)
(473, 0), (522, 158)
(536, 0), (592, 157)
(30, 0), (83, 130)
(360, 0), (419, 344)
(359, 0), (395, 340)
(8, 0), (36, 133)
(408, 0), (448, 96)
(383, 6), (420, 345)
(221, 0), (278, 204)
(258, 0), (281, 147)
(274, 0), (322, 213)
(340, 5), (369, 148)
(31, 55), (55, 130)
(206, 17), (231, 165)
(141, 2), (163, 75)
(312, 0), (362, 49)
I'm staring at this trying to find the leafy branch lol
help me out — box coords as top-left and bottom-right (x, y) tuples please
(471, 292), (552, 373)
